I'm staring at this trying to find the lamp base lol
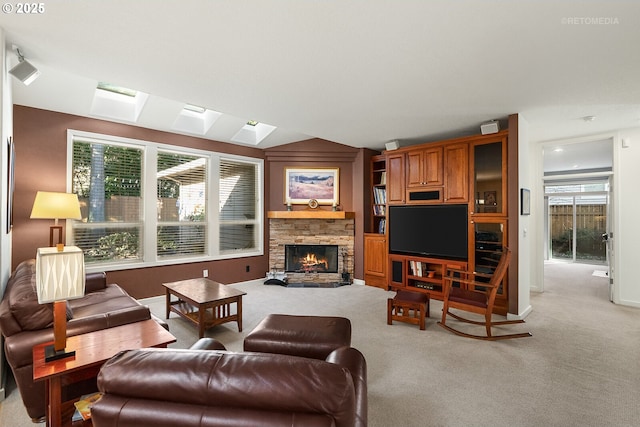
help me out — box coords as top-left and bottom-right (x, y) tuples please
(44, 344), (76, 363)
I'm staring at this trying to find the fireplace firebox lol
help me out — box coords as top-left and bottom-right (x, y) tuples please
(285, 244), (339, 273)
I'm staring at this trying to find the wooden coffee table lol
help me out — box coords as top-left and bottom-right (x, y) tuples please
(163, 278), (247, 338)
(33, 319), (176, 427)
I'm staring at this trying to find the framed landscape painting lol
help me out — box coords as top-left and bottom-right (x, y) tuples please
(284, 167), (339, 205)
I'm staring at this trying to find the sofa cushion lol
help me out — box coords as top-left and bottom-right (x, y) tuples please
(7, 260), (74, 331)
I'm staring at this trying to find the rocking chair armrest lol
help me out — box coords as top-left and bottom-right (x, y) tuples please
(443, 274), (501, 290)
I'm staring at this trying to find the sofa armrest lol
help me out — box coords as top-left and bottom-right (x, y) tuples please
(85, 272), (107, 293)
(326, 347), (368, 427)
(189, 338), (227, 351)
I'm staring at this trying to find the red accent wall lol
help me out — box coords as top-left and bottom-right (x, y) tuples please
(11, 106), (268, 299)
(11, 106), (373, 298)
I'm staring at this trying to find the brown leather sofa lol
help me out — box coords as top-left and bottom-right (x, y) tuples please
(0, 259), (157, 422)
(92, 338), (367, 427)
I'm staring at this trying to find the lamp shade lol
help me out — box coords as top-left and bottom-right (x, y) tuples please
(30, 191), (82, 221)
(35, 246), (85, 304)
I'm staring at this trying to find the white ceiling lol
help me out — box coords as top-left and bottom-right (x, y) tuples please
(2, 1), (640, 154)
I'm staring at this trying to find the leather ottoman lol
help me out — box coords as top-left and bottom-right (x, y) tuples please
(244, 314), (352, 360)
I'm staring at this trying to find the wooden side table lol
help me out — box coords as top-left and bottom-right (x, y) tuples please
(163, 278), (247, 338)
(33, 319), (176, 427)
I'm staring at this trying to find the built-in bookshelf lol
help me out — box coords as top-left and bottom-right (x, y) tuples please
(371, 155), (387, 234)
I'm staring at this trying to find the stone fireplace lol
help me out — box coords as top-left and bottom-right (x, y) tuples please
(268, 211), (355, 285)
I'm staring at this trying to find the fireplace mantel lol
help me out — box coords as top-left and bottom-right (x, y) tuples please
(267, 211), (355, 219)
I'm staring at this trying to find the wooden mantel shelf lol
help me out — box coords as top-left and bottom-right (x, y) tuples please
(267, 211), (355, 219)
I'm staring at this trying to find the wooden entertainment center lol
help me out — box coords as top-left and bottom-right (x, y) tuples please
(364, 128), (514, 314)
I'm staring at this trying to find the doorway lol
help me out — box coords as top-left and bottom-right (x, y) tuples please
(542, 138), (613, 300)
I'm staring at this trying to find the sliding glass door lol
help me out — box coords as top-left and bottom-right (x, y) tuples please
(546, 182), (608, 264)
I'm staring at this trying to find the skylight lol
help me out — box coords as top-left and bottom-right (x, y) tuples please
(231, 121), (277, 145)
(97, 82), (138, 97)
(90, 82), (148, 122)
(171, 105), (222, 136)
(184, 104), (206, 114)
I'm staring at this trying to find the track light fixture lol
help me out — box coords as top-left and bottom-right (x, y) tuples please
(9, 48), (40, 86)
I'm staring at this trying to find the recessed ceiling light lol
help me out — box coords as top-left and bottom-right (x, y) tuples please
(582, 115), (596, 122)
(246, 120), (259, 126)
(572, 164), (579, 169)
(554, 148), (564, 152)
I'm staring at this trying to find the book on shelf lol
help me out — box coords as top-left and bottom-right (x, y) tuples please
(373, 205), (385, 216)
(373, 187), (386, 205)
(379, 171), (386, 185)
(378, 218), (386, 234)
(72, 392), (103, 421)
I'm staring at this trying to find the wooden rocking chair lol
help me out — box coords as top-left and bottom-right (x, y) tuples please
(438, 247), (532, 340)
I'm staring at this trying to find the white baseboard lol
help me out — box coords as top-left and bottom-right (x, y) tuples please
(353, 278), (365, 286)
(507, 304), (533, 321)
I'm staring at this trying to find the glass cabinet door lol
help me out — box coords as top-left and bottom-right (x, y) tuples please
(471, 219), (507, 303)
(473, 140), (505, 214)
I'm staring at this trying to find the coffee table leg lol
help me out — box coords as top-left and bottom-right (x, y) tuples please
(198, 304), (205, 338)
(237, 296), (243, 332)
(165, 289), (170, 319)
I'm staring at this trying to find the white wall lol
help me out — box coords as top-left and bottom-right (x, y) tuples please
(516, 115), (533, 318)
(614, 127), (640, 307)
(0, 27), (13, 401)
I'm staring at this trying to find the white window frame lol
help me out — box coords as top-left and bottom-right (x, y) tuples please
(67, 129), (264, 273)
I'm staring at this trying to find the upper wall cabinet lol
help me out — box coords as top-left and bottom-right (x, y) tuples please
(471, 136), (507, 216)
(406, 146), (443, 189)
(405, 146), (444, 204)
(387, 153), (406, 204)
(443, 143), (469, 203)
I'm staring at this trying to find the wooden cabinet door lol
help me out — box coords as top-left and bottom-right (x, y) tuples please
(423, 147), (443, 186)
(444, 143), (468, 203)
(406, 147), (443, 188)
(386, 153), (405, 204)
(364, 233), (388, 288)
(406, 151), (423, 188)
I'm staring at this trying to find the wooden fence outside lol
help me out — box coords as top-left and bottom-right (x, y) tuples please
(550, 204), (606, 260)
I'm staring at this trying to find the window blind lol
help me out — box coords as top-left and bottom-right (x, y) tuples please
(157, 152), (207, 258)
(219, 159), (258, 252)
(71, 139), (143, 262)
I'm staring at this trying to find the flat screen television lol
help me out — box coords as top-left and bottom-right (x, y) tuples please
(388, 204), (468, 260)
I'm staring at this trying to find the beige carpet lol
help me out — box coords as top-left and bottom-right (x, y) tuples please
(2, 261), (639, 426)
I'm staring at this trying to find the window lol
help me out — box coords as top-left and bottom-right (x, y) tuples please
(219, 159), (259, 253)
(69, 130), (263, 270)
(157, 152), (207, 258)
(71, 137), (144, 264)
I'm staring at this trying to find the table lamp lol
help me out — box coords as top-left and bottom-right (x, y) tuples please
(30, 191), (82, 250)
(35, 246), (85, 362)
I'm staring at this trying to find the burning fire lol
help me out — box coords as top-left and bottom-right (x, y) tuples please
(301, 253), (328, 271)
